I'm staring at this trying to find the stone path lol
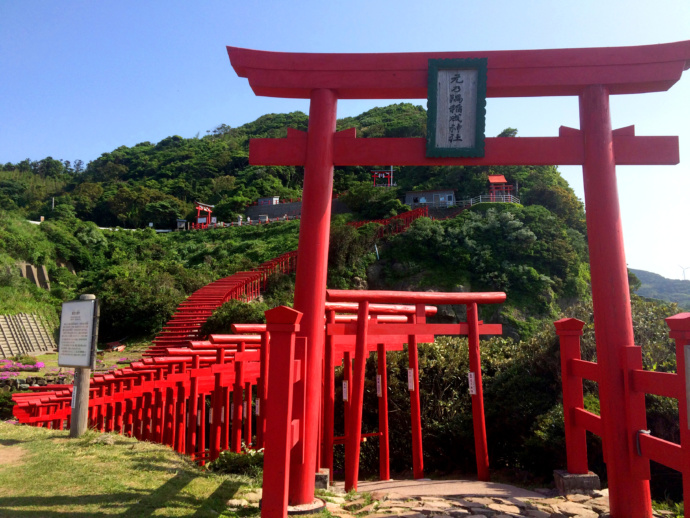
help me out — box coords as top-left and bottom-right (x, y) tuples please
(326, 483), (610, 518)
(229, 480), (675, 517)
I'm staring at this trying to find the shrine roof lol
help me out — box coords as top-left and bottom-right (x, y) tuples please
(228, 40), (690, 99)
(488, 175), (508, 184)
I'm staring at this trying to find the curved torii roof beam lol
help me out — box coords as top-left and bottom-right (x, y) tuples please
(228, 40), (690, 99)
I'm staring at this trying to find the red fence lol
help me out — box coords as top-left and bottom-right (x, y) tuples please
(13, 334), (266, 464)
(555, 313), (690, 504)
(347, 206), (428, 238)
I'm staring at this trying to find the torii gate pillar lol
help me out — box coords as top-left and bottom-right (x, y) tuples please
(579, 85), (652, 516)
(290, 88), (337, 504)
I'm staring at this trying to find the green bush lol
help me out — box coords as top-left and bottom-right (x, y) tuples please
(10, 355), (37, 366)
(208, 447), (263, 479)
(0, 391), (17, 420)
(200, 299), (269, 336)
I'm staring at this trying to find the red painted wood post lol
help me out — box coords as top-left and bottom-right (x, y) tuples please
(621, 345), (651, 482)
(290, 88), (337, 504)
(666, 313), (690, 505)
(114, 380), (124, 433)
(232, 342), (246, 452)
(244, 381), (252, 447)
(175, 381), (187, 453)
(142, 390), (152, 441)
(153, 387), (164, 442)
(377, 341), (390, 481)
(199, 394), (207, 466)
(187, 356), (200, 456)
(580, 85), (652, 518)
(323, 310), (336, 483)
(211, 348), (225, 461)
(343, 351), (352, 439)
(164, 385), (176, 447)
(345, 301), (370, 492)
(262, 306), (302, 518)
(554, 317), (589, 474)
(408, 305), (424, 479)
(257, 330), (269, 449)
(467, 302), (489, 481)
(222, 385), (231, 451)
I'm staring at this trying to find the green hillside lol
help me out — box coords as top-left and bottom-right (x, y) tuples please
(631, 268), (690, 309)
(1, 103), (584, 232)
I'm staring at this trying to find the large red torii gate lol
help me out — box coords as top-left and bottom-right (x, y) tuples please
(228, 41), (690, 517)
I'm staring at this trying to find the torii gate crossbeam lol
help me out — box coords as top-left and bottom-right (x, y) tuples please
(228, 41), (690, 518)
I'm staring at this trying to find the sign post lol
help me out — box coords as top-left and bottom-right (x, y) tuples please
(58, 294), (99, 438)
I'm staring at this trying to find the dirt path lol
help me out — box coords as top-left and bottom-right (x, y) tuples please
(0, 444), (25, 466)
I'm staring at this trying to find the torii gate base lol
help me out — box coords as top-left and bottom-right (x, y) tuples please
(228, 41), (690, 518)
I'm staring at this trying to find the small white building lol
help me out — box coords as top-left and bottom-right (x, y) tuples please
(405, 189), (456, 208)
(258, 196), (280, 206)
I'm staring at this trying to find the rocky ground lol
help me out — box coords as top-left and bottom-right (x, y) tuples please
(227, 486), (677, 518)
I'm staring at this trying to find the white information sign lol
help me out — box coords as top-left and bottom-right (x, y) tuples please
(58, 300), (96, 368)
(407, 368), (414, 391)
(342, 381), (349, 401)
(468, 372), (477, 395)
(376, 375), (382, 398)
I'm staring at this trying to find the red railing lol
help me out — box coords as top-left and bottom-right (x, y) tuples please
(12, 335), (266, 464)
(347, 206), (428, 238)
(555, 313), (690, 502)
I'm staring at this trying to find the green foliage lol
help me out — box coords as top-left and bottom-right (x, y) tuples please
(201, 299), (269, 336)
(380, 205), (587, 330)
(327, 223), (379, 289)
(631, 268), (690, 310)
(0, 390), (18, 420)
(341, 182), (410, 219)
(11, 354), (38, 365)
(208, 447), (264, 479)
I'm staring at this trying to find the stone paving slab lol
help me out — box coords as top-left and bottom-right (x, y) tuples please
(334, 479), (545, 499)
(327, 480), (636, 518)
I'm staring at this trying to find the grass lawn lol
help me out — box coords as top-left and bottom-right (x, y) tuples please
(0, 421), (260, 517)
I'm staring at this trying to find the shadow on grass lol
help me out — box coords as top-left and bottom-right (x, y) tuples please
(0, 471), (243, 518)
(0, 439), (23, 446)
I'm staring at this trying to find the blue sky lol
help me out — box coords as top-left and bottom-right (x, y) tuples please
(1, 1), (689, 279)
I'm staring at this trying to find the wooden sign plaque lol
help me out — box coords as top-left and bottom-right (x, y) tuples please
(427, 58), (487, 157)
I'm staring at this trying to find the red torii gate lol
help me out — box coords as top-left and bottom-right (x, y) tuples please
(228, 41), (690, 517)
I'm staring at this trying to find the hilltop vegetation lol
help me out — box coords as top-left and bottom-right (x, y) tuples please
(1, 104), (583, 231)
(631, 268), (690, 309)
